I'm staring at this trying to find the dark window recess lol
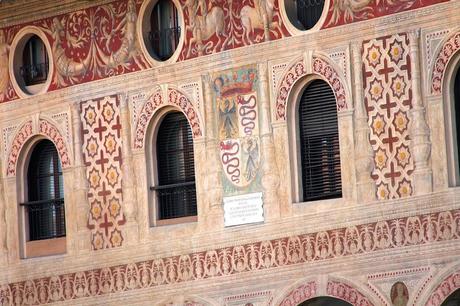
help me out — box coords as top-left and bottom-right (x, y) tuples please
(296, 0), (325, 30)
(441, 288), (460, 306)
(454, 67), (460, 176)
(299, 79), (342, 201)
(152, 112), (197, 220)
(149, 0), (180, 61)
(20, 35), (49, 86)
(23, 140), (65, 241)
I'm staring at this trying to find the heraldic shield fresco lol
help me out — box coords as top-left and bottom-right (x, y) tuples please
(213, 65), (262, 195)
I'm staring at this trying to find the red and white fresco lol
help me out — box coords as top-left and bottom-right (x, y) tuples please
(362, 33), (415, 200)
(0, 207), (459, 304)
(178, 0), (289, 60)
(323, 0), (448, 29)
(133, 87), (203, 149)
(0, 0), (150, 103)
(5, 119), (71, 177)
(274, 55), (349, 121)
(431, 31), (460, 95)
(81, 95), (126, 250)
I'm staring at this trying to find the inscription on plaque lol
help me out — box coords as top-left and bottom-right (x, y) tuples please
(224, 192), (264, 227)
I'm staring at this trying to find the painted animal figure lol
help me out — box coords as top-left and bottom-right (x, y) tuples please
(184, 0), (226, 58)
(103, 0), (147, 70)
(240, 0), (281, 44)
(49, 17), (92, 86)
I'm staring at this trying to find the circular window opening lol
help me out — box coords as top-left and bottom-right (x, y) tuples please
(285, 0), (325, 31)
(12, 34), (50, 95)
(143, 0), (181, 62)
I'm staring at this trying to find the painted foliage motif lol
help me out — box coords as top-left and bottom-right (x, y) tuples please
(81, 95), (126, 250)
(362, 33), (415, 200)
(179, 0), (289, 60)
(0, 0), (149, 103)
(323, 0), (448, 28)
(0, 207), (459, 304)
(213, 66), (261, 193)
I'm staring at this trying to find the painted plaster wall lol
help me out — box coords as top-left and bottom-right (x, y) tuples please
(0, 0), (459, 305)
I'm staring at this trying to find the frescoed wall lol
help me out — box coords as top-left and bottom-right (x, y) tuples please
(362, 33), (415, 200)
(322, 0), (448, 29)
(178, 0), (289, 60)
(212, 65), (262, 196)
(81, 95), (126, 250)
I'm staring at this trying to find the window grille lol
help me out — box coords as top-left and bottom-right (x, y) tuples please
(23, 140), (65, 241)
(296, 0), (325, 30)
(152, 112), (197, 220)
(20, 35), (49, 86)
(149, 0), (180, 61)
(298, 79), (342, 201)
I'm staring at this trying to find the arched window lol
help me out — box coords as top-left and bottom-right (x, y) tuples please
(298, 79), (342, 201)
(23, 139), (65, 241)
(299, 297), (352, 306)
(152, 112), (197, 222)
(451, 66), (460, 184)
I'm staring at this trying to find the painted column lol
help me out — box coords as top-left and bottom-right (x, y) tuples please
(202, 74), (224, 228)
(71, 102), (91, 251)
(0, 158), (6, 260)
(408, 29), (433, 195)
(119, 93), (137, 223)
(119, 93), (139, 245)
(258, 62), (280, 220)
(352, 42), (376, 202)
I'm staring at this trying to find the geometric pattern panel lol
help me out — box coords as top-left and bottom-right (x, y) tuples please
(81, 95), (126, 250)
(431, 31), (460, 95)
(1, 208), (459, 304)
(362, 33), (415, 200)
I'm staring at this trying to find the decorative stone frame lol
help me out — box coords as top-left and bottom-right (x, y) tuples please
(133, 86), (203, 227)
(279, 0), (330, 36)
(3, 116), (72, 259)
(137, 0), (186, 66)
(421, 263), (460, 306)
(8, 26), (54, 98)
(278, 53), (352, 204)
(442, 53), (460, 187)
(274, 276), (377, 306)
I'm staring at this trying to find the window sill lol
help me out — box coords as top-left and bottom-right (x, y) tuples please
(292, 197), (345, 215)
(24, 236), (66, 258)
(155, 215), (197, 226)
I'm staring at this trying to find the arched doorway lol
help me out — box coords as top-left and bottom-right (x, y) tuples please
(299, 296), (352, 306)
(441, 288), (460, 306)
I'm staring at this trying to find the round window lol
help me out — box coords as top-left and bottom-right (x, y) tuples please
(285, 0), (325, 31)
(141, 0), (181, 62)
(11, 30), (51, 96)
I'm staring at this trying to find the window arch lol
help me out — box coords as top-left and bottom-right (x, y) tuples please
(299, 297), (352, 306)
(151, 111), (197, 223)
(23, 139), (65, 241)
(297, 79), (342, 201)
(447, 64), (460, 186)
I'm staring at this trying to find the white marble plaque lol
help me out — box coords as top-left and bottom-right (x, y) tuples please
(224, 192), (264, 227)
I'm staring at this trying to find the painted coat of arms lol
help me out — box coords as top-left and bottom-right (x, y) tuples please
(213, 66), (260, 192)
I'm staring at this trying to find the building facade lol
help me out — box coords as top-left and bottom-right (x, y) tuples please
(0, 0), (459, 305)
